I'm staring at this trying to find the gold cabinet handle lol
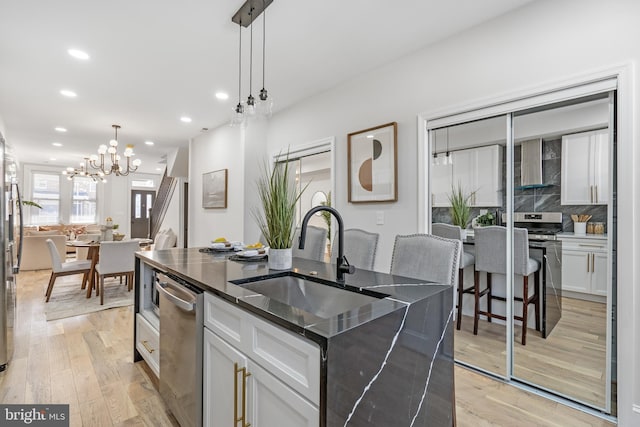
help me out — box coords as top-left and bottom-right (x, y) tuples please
(595, 186), (598, 203)
(234, 363), (251, 427)
(141, 340), (154, 354)
(586, 253), (590, 273)
(591, 253), (595, 273)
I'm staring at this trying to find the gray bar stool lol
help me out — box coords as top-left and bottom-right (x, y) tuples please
(432, 223), (475, 330)
(292, 226), (327, 261)
(473, 226), (540, 345)
(330, 228), (379, 271)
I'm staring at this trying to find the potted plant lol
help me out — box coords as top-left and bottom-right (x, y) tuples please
(253, 154), (308, 270)
(448, 182), (474, 238)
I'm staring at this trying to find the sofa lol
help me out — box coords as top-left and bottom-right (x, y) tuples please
(20, 231), (67, 271)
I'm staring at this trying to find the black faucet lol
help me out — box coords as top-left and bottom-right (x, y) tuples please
(299, 206), (355, 283)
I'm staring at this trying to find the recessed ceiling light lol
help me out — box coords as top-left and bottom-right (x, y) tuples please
(50, 158), (57, 161)
(54, 127), (67, 132)
(60, 89), (77, 98)
(156, 168), (162, 171)
(215, 92), (229, 100)
(366, 134), (375, 139)
(180, 116), (192, 123)
(52, 142), (63, 147)
(145, 141), (155, 146)
(68, 49), (90, 60)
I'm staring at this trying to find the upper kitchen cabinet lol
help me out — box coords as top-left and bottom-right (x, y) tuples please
(561, 129), (609, 205)
(432, 144), (502, 207)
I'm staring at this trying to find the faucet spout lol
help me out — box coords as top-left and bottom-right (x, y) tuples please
(299, 206), (355, 282)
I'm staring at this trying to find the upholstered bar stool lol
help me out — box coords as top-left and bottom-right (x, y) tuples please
(390, 234), (461, 288)
(330, 228), (379, 271)
(473, 226), (540, 345)
(432, 223), (475, 330)
(292, 226), (327, 261)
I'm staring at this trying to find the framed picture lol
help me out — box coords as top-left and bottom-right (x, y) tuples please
(348, 122), (398, 203)
(202, 169), (228, 208)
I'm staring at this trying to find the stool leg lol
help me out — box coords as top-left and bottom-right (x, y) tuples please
(522, 275), (529, 345)
(473, 270), (480, 335)
(486, 273), (492, 323)
(534, 270), (541, 332)
(456, 268), (464, 330)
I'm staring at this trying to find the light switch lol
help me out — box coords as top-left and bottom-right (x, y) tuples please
(376, 211), (384, 225)
(480, 209), (488, 215)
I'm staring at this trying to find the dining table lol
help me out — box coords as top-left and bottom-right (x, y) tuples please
(66, 238), (153, 298)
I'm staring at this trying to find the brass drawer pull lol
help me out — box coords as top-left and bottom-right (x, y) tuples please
(141, 340), (155, 354)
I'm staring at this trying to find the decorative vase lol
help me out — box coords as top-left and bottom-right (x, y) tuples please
(268, 248), (292, 270)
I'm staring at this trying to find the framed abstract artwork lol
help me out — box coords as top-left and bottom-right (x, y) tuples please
(347, 122), (398, 203)
(202, 169), (228, 208)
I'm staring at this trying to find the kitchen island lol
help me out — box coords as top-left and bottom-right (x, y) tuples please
(134, 248), (455, 427)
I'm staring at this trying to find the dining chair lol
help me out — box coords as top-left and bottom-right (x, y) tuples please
(94, 240), (141, 305)
(473, 226), (540, 345)
(45, 238), (93, 302)
(292, 226), (326, 262)
(390, 233), (461, 288)
(432, 223), (475, 330)
(330, 228), (379, 271)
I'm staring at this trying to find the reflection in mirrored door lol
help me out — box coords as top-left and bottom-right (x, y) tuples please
(511, 93), (615, 413)
(430, 115), (508, 378)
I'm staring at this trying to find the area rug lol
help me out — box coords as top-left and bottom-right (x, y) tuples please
(44, 277), (134, 321)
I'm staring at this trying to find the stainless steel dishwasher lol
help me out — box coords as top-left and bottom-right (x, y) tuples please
(157, 273), (203, 427)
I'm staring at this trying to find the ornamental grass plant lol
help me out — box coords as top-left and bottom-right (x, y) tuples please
(253, 154), (308, 249)
(448, 182), (474, 229)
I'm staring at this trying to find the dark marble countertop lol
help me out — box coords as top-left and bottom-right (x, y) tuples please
(136, 248), (450, 342)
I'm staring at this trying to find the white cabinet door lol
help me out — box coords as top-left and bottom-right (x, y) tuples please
(561, 249), (591, 294)
(591, 129), (609, 205)
(592, 251), (609, 296)
(247, 360), (319, 427)
(473, 145), (502, 207)
(452, 149), (474, 199)
(561, 129), (609, 205)
(431, 161), (452, 207)
(203, 328), (248, 427)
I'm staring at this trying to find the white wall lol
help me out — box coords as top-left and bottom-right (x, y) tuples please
(190, 0), (640, 422)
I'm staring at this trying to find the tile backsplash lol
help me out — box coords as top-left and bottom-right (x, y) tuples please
(432, 139), (608, 232)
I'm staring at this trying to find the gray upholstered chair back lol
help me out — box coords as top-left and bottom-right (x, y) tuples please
(390, 234), (461, 287)
(330, 228), (379, 271)
(431, 223), (462, 240)
(474, 226), (531, 275)
(292, 226), (326, 261)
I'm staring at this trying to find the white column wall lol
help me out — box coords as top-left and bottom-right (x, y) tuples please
(189, 0), (640, 422)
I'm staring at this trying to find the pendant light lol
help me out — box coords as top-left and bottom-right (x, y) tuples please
(231, 19), (245, 127)
(245, 8), (256, 116)
(446, 128), (453, 165)
(432, 129), (439, 166)
(257, 0), (273, 115)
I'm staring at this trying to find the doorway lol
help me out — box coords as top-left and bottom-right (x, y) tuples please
(131, 189), (154, 238)
(424, 83), (617, 416)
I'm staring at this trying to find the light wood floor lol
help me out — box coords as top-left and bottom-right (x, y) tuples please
(455, 296), (612, 411)
(0, 270), (615, 426)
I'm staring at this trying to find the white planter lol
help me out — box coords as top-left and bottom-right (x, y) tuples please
(268, 248), (292, 270)
(460, 229), (468, 240)
(573, 221), (587, 235)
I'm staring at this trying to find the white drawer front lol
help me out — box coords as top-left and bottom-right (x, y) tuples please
(136, 313), (159, 377)
(248, 314), (320, 405)
(204, 293), (243, 347)
(205, 292), (320, 405)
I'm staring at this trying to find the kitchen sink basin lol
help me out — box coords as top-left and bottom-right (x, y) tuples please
(233, 275), (384, 319)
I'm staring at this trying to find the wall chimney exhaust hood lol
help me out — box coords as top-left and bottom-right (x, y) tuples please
(519, 138), (550, 189)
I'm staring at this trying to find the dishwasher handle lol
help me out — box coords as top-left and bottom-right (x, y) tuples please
(157, 281), (196, 312)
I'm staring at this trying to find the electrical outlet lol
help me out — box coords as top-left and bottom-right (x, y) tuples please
(376, 211), (384, 225)
(480, 209), (488, 215)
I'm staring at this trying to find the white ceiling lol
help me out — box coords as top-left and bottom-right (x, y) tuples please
(0, 0), (532, 175)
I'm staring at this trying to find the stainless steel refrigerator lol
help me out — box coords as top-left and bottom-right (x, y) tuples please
(0, 133), (22, 372)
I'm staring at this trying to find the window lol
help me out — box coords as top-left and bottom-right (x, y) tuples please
(31, 172), (60, 224)
(71, 177), (97, 223)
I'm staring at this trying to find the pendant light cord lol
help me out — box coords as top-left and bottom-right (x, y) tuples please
(262, 0), (266, 90)
(249, 9), (253, 97)
(238, 20), (242, 105)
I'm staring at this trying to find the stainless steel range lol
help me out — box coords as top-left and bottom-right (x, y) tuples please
(512, 212), (563, 240)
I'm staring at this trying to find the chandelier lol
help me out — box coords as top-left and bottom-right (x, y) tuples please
(88, 124), (141, 176)
(230, 0), (274, 127)
(62, 157), (107, 182)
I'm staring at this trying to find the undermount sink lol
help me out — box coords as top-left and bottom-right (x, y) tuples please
(232, 274), (385, 319)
